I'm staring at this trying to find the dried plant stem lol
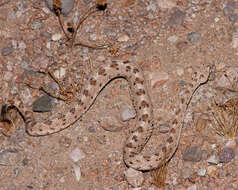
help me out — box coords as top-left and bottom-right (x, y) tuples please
(211, 98), (238, 139)
(39, 69), (77, 102)
(74, 41), (107, 49)
(152, 160), (168, 189)
(71, 5), (99, 47)
(57, 13), (71, 40)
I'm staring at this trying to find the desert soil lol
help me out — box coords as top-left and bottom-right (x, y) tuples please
(1, 0), (238, 189)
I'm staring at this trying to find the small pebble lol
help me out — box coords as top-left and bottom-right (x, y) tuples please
(46, 41), (51, 49)
(59, 136), (72, 148)
(124, 168), (144, 187)
(219, 147), (235, 163)
(167, 35), (178, 43)
(69, 148), (86, 162)
(176, 68), (184, 76)
(214, 17), (220, 22)
(31, 19), (44, 30)
(88, 124), (96, 133)
(1, 47), (14, 56)
(197, 168), (206, 177)
(22, 158), (29, 166)
(146, 1), (157, 12)
(73, 164), (81, 181)
(207, 154), (219, 165)
(3, 71), (13, 81)
(59, 176), (65, 183)
(157, 0), (176, 9)
(168, 8), (185, 26)
(182, 146), (202, 162)
(112, 186), (119, 190)
(223, 1), (236, 16)
(90, 34), (97, 41)
(40, 31), (51, 38)
(187, 32), (201, 43)
(225, 139), (236, 148)
(158, 123), (170, 133)
(176, 41), (188, 51)
(18, 41), (26, 49)
(182, 167), (193, 179)
(187, 185), (197, 190)
(16, 1), (27, 10)
(120, 107), (136, 121)
(32, 95), (53, 112)
(13, 168), (21, 176)
(98, 114), (123, 132)
(51, 33), (62, 41)
(53, 67), (66, 78)
(26, 185), (34, 189)
(96, 135), (106, 144)
(1, 148), (18, 154)
(207, 165), (217, 176)
(83, 0), (92, 4)
(42, 7), (51, 14)
(228, 14), (238, 22)
(118, 35), (130, 42)
(20, 61), (29, 69)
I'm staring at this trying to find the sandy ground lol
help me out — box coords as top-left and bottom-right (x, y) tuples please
(1, 0), (238, 189)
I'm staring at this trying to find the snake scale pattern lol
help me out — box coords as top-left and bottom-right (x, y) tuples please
(4, 60), (209, 170)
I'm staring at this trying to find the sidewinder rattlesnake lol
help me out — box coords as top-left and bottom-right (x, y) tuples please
(2, 60), (210, 170)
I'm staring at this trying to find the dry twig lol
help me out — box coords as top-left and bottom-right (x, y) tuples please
(151, 161), (168, 189)
(210, 96), (238, 139)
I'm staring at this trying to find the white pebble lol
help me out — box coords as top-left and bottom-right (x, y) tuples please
(53, 67), (66, 78)
(187, 185), (197, 190)
(197, 168), (206, 176)
(147, 2), (157, 12)
(18, 41), (26, 49)
(51, 33), (62, 41)
(120, 107), (136, 121)
(214, 17), (220, 22)
(207, 165), (217, 176)
(83, 136), (88, 142)
(46, 41), (51, 49)
(211, 144), (217, 149)
(225, 139), (237, 148)
(90, 34), (97, 41)
(3, 71), (13, 81)
(118, 35), (130, 42)
(167, 35), (178, 43)
(59, 176), (65, 183)
(157, 0), (176, 9)
(69, 148), (86, 163)
(176, 68), (184, 76)
(73, 164), (81, 181)
(207, 154), (219, 165)
(42, 7), (51, 14)
(124, 168), (144, 187)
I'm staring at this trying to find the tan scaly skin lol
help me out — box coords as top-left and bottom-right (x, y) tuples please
(3, 60), (210, 170)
